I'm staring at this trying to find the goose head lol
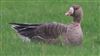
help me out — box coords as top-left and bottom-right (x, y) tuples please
(65, 5), (83, 23)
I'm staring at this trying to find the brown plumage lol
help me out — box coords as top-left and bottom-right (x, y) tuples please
(64, 5), (83, 45)
(10, 5), (83, 45)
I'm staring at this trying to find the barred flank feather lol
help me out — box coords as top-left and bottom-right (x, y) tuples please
(35, 23), (67, 39)
(10, 23), (67, 42)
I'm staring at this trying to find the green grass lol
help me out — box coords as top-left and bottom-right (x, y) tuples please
(0, 0), (100, 56)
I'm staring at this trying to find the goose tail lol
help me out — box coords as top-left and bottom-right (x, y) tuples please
(9, 23), (41, 39)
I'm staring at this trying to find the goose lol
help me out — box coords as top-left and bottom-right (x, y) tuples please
(10, 5), (83, 45)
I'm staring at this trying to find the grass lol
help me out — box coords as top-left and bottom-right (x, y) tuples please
(0, 0), (100, 56)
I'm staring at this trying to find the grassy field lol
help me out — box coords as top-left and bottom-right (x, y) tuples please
(0, 0), (100, 56)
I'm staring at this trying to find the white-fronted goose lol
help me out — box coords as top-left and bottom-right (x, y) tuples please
(10, 5), (83, 45)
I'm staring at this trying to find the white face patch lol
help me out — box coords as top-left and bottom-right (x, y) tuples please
(69, 7), (74, 14)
